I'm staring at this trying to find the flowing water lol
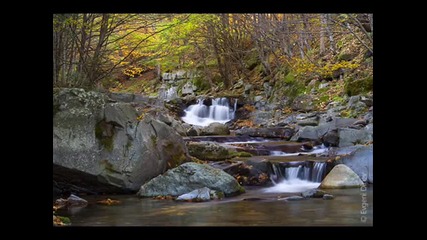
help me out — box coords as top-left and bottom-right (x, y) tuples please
(181, 98), (237, 126)
(60, 186), (372, 226)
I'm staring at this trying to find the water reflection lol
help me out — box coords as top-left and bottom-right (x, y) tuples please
(60, 187), (372, 226)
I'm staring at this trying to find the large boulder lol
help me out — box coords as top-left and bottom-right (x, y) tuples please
(319, 164), (364, 189)
(53, 88), (191, 193)
(338, 145), (373, 183)
(137, 162), (244, 197)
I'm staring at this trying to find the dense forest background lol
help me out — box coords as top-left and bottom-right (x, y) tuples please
(53, 13), (372, 104)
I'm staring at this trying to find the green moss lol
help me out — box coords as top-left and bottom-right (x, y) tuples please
(192, 77), (209, 92)
(101, 159), (120, 174)
(238, 185), (246, 193)
(337, 53), (355, 61)
(95, 121), (114, 152)
(150, 135), (158, 146)
(58, 216), (71, 224)
(231, 151), (253, 158)
(344, 76), (373, 96)
(283, 72), (295, 84)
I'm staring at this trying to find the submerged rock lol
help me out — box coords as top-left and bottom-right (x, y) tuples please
(284, 196), (305, 201)
(137, 162), (244, 197)
(301, 189), (326, 198)
(319, 164), (364, 189)
(323, 194), (335, 200)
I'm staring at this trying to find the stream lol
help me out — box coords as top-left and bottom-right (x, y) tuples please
(59, 186), (372, 226)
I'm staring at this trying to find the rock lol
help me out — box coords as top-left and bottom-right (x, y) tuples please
(200, 123), (230, 136)
(338, 145), (373, 183)
(301, 189), (326, 198)
(284, 196), (305, 201)
(319, 164), (364, 189)
(293, 118), (358, 143)
(297, 116), (319, 126)
(53, 88), (190, 193)
(186, 126), (201, 136)
(235, 127), (294, 140)
(234, 79), (244, 89)
(319, 82), (329, 89)
(176, 187), (211, 202)
(175, 70), (187, 79)
(323, 129), (339, 147)
(338, 128), (373, 147)
(212, 160), (271, 186)
(244, 84), (253, 94)
(360, 95), (373, 107)
(254, 95), (264, 102)
(137, 162), (244, 197)
(344, 77), (373, 96)
(291, 94), (314, 112)
(187, 141), (232, 161)
(323, 194), (335, 200)
(181, 82), (194, 96)
(104, 102), (138, 128)
(67, 194), (88, 207)
(107, 92), (135, 103)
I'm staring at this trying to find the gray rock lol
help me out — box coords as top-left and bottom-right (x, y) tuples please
(176, 187), (211, 201)
(338, 145), (373, 183)
(175, 70), (187, 79)
(200, 122), (230, 136)
(137, 162), (244, 197)
(291, 94), (314, 112)
(301, 189), (326, 198)
(108, 92), (135, 103)
(322, 129), (338, 147)
(323, 194), (334, 200)
(297, 116), (319, 126)
(234, 79), (244, 89)
(254, 95), (264, 102)
(338, 128), (372, 147)
(319, 82), (329, 89)
(67, 194), (88, 206)
(187, 141), (231, 161)
(244, 84), (253, 94)
(53, 88), (190, 193)
(235, 127), (294, 140)
(181, 82), (194, 96)
(319, 164), (364, 189)
(104, 102), (138, 128)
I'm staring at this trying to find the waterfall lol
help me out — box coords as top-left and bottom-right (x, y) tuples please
(264, 161), (328, 193)
(311, 162), (326, 182)
(181, 98), (237, 127)
(285, 166), (302, 180)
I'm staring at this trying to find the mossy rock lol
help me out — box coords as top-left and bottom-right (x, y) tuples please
(344, 76), (373, 96)
(231, 151), (253, 158)
(337, 53), (355, 61)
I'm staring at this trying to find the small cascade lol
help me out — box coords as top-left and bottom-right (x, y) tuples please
(311, 162), (327, 182)
(182, 97), (237, 127)
(285, 166), (302, 180)
(264, 161), (330, 193)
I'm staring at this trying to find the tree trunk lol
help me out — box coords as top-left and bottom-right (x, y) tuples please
(320, 14), (326, 55)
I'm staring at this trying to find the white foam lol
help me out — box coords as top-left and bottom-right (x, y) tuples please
(263, 179), (320, 193)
